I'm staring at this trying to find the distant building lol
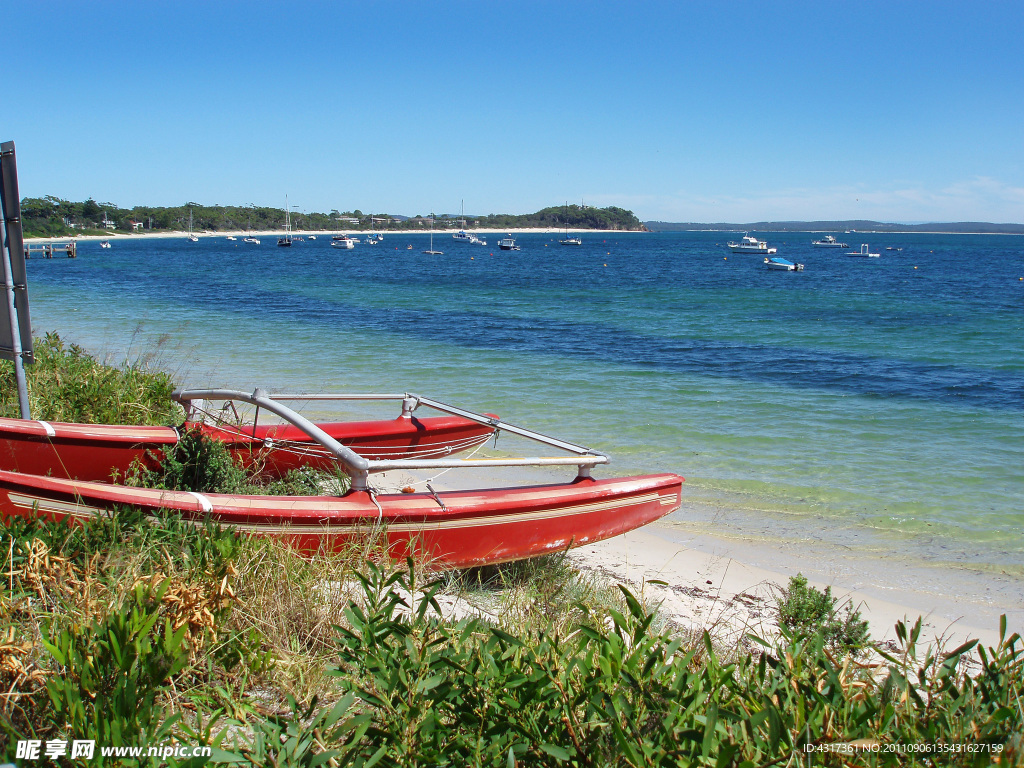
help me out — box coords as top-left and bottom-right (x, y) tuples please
(102, 212), (116, 230)
(128, 220), (144, 231)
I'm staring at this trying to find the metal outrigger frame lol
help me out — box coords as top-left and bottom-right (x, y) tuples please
(172, 388), (610, 492)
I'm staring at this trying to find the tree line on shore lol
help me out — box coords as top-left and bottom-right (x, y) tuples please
(19, 196), (645, 237)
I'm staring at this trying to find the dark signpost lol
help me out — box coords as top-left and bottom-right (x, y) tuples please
(0, 140), (33, 418)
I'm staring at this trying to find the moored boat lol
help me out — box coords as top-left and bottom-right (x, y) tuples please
(423, 213), (443, 254)
(278, 195), (293, 247)
(727, 234), (776, 254)
(764, 257), (804, 271)
(846, 244), (880, 258)
(558, 202), (582, 245)
(331, 234), (357, 249)
(498, 235), (520, 251)
(812, 235), (848, 248)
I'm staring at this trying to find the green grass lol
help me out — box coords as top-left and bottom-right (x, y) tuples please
(0, 331), (183, 425)
(1, 512), (1021, 766)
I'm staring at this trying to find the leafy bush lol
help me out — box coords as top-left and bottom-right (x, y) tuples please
(131, 426), (251, 494)
(130, 426), (349, 497)
(41, 580), (190, 750)
(319, 562), (1023, 766)
(0, 331), (182, 424)
(777, 573), (870, 653)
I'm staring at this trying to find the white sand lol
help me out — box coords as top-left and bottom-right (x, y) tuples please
(402, 462), (1019, 650)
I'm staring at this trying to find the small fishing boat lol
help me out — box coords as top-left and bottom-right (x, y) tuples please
(498, 235), (520, 251)
(331, 235), (357, 249)
(812, 235), (847, 248)
(764, 257), (804, 271)
(846, 244), (880, 258)
(0, 389), (683, 568)
(727, 234), (776, 254)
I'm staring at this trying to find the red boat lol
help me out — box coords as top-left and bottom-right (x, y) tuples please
(0, 388), (684, 567)
(0, 413), (496, 482)
(0, 469), (683, 568)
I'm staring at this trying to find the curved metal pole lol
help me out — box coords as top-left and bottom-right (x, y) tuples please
(173, 388), (371, 489)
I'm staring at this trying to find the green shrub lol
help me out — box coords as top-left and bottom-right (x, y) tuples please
(131, 426), (251, 494)
(777, 573), (870, 653)
(40, 580), (190, 751)
(0, 331), (182, 424)
(130, 426), (350, 497)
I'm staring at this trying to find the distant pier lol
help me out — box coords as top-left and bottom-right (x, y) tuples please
(24, 241), (76, 259)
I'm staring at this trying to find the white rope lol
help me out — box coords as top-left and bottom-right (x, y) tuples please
(362, 488), (386, 561)
(400, 437), (493, 489)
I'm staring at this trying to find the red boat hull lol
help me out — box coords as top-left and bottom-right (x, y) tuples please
(0, 416), (495, 482)
(0, 470), (683, 569)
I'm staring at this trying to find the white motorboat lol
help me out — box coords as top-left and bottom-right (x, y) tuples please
(498, 235), (520, 251)
(243, 236), (261, 245)
(846, 244), (880, 258)
(812, 235), (847, 248)
(453, 230), (479, 243)
(99, 240), (111, 249)
(727, 234), (776, 254)
(226, 236), (237, 241)
(765, 257), (804, 271)
(331, 235), (357, 249)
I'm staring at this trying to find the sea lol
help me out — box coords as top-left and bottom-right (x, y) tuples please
(21, 230), (1024, 608)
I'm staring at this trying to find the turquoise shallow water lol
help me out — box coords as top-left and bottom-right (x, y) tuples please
(23, 230), (1024, 577)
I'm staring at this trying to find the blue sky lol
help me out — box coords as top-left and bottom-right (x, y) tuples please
(5, 0), (1023, 223)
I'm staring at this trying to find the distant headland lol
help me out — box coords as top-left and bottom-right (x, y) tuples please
(19, 197), (646, 238)
(644, 220), (1024, 234)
